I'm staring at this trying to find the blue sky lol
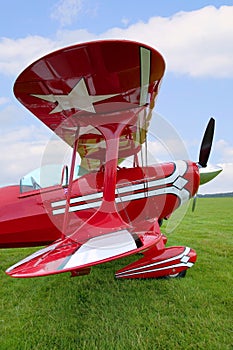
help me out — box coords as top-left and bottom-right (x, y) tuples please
(0, 0), (232, 193)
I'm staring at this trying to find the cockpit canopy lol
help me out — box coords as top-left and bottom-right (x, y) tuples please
(19, 164), (84, 193)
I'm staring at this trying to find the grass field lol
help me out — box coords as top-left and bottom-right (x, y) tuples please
(0, 198), (232, 350)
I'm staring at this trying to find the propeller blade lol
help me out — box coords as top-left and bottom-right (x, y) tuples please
(198, 118), (215, 168)
(192, 195), (197, 212)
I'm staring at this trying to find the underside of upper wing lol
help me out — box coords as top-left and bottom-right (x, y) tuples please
(14, 40), (165, 171)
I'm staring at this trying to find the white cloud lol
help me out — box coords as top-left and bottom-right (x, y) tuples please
(0, 104), (27, 129)
(0, 36), (57, 76)
(121, 17), (130, 27)
(216, 139), (233, 162)
(0, 105), (53, 185)
(0, 120), (72, 186)
(0, 127), (49, 185)
(0, 97), (10, 105)
(148, 112), (190, 162)
(51, 0), (83, 27)
(0, 5), (232, 77)
(100, 5), (233, 77)
(198, 138), (233, 193)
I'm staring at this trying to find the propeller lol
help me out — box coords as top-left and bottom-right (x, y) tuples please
(192, 194), (197, 212)
(198, 117), (215, 168)
(192, 117), (222, 212)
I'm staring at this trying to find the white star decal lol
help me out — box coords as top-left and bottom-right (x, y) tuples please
(31, 78), (119, 114)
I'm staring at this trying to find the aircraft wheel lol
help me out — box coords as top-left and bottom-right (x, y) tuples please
(157, 270), (187, 279)
(168, 270), (187, 278)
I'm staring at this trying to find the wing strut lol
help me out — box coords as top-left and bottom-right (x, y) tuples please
(64, 114), (138, 243)
(62, 127), (80, 239)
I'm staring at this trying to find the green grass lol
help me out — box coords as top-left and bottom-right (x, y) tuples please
(0, 198), (232, 350)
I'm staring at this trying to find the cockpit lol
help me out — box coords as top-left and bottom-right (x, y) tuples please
(20, 164), (67, 193)
(19, 164), (84, 193)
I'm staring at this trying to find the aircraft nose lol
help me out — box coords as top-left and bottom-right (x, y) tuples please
(199, 166), (223, 185)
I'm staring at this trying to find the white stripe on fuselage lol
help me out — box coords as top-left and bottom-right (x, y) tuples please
(51, 161), (190, 216)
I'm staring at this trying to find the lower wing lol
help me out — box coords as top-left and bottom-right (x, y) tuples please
(6, 223), (161, 278)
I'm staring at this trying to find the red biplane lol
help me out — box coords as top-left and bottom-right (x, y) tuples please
(1, 40), (222, 279)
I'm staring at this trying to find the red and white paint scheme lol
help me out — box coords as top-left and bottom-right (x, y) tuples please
(0, 40), (221, 279)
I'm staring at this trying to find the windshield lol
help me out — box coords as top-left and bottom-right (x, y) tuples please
(20, 164), (65, 193)
(19, 164), (84, 193)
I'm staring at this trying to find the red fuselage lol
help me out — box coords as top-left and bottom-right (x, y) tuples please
(0, 161), (199, 249)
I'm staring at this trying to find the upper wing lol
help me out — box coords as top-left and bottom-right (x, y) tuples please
(14, 40), (165, 171)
